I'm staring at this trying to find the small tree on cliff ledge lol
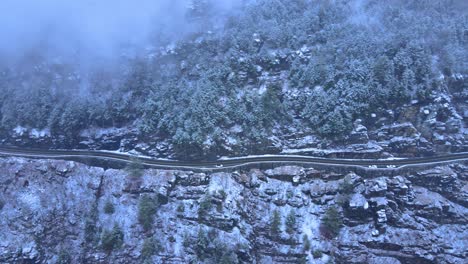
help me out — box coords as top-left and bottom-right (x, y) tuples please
(138, 195), (159, 231)
(285, 209), (297, 234)
(101, 223), (124, 252)
(320, 206), (343, 239)
(270, 209), (281, 237)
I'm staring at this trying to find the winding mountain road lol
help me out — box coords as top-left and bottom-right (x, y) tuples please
(0, 146), (467, 171)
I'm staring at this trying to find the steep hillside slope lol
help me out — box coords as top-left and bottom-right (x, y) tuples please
(1, 0), (466, 159)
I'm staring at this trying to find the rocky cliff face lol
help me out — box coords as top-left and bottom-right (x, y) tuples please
(0, 158), (467, 264)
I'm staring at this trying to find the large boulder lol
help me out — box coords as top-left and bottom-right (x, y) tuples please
(349, 119), (369, 144)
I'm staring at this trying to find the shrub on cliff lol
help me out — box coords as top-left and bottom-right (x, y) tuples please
(320, 206), (343, 239)
(101, 224), (124, 252)
(104, 200), (115, 214)
(138, 195), (160, 231)
(177, 203), (185, 213)
(57, 249), (71, 264)
(84, 204), (99, 243)
(141, 237), (163, 261)
(198, 194), (213, 219)
(285, 209), (297, 234)
(195, 228), (210, 260)
(194, 227), (239, 263)
(302, 234), (311, 252)
(270, 209), (281, 237)
(313, 249), (323, 259)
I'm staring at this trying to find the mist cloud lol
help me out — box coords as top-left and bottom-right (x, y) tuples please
(0, 0), (242, 64)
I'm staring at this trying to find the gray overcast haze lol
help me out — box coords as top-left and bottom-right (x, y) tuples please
(0, 0), (242, 63)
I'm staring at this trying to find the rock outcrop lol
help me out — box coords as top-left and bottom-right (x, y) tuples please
(0, 158), (467, 263)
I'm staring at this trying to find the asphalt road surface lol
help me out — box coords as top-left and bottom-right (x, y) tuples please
(1, 146), (467, 171)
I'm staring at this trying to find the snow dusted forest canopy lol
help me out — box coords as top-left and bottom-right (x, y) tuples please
(0, 0), (466, 157)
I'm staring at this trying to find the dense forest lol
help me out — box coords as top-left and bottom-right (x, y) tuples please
(0, 0), (466, 157)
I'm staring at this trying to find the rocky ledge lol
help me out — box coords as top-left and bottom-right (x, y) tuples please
(0, 158), (467, 263)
